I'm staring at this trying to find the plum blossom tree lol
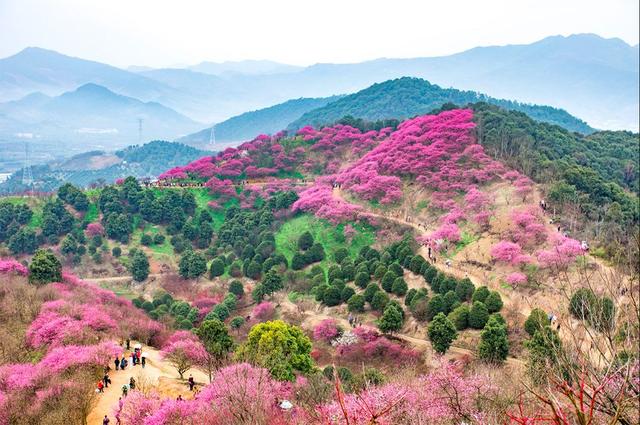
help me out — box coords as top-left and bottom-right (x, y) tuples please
(0, 259), (28, 276)
(313, 319), (340, 342)
(161, 337), (207, 379)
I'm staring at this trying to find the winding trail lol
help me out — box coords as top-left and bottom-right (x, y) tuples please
(87, 344), (209, 425)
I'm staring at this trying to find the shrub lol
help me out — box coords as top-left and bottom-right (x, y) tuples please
(323, 286), (342, 306)
(427, 313), (458, 354)
(363, 283), (380, 303)
(354, 272), (370, 289)
(443, 291), (460, 314)
(569, 288), (596, 321)
(524, 308), (548, 336)
(378, 304), (404, 334)
(370, 291), (390, 312)
(347, 294), (365, 313)
(291, 253), (307, 271)
(313, 319), (340, 342)
(472, 286), (490, 303)
(455, 278), (475, 302)
(426, 294), (446, 321)
(209, 258), (226, 278)
(229, 280), (244, 298)
(111, 246), (122, 257)
(484, 291), (503, 313)
(153, 234), (165, 245)
(298, 231), (314, 250)
(373, 265), (387, 279)
(341, 286), (356, 303)
(405, 288), (417, 306)
(388, 262), (403, 276)
(381, 271), (397, 292)
(448, 304), (470, 330)
(141, 233), (153, 246)
(333, 247), (349, 264)
(28, 249), (62, 285)
(469, 301), (490, 329)
(478, 317), (509, 363)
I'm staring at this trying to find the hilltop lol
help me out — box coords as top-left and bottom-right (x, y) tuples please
(287, 77), (594, 134)
(0, 106), (637, 424)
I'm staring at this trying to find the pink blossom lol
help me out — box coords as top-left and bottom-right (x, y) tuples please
(313, 319), (340, 342)
(0, 259), (28, 276)
(252, 301), (275, 322)
(506, 272), (528, 287)
(85, 222), (104, 237)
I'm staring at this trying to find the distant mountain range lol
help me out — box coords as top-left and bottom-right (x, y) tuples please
(0, 33), (637, 157)
(0, 83), (200, 146)
(0, 140), (208, 194)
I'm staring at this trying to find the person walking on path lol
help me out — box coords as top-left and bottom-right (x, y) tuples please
(188, 375), (195, 391)
(126, 338), (130, 350)
(114, 356), (120, 371)
(129, 377), (136, 391)
(97, 380), (104, 393)
(121, 384), (128, 397)
(141, 352), (146, 368)
(103, 415), (110, 425)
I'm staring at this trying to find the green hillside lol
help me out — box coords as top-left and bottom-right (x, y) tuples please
(288, 77), (594, 134)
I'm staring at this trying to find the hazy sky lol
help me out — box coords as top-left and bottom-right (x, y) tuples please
(1, 0), (638, 68)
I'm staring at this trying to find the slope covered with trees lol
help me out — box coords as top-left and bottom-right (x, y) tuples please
(288, 77), (594, 134)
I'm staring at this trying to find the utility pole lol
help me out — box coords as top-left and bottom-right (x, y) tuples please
(21, 141), (33, 195)
(138, 118), (143, 144)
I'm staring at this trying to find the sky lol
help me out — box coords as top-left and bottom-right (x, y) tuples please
(0, 0), (638, 68)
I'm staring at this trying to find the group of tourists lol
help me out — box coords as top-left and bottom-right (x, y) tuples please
(347, 313), (362, 328)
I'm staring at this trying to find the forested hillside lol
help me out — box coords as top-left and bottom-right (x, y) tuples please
(0, 141), (208, 194)
(288, 77), (594, 134)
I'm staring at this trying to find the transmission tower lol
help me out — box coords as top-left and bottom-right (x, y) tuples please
(138, 118), (143, 144)
(208, 124), (216, 150)
(21, 141), (33, 192)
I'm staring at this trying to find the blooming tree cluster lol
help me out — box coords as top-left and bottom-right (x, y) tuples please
(0, 259), (28, 276)
(312, 319), (340, 342)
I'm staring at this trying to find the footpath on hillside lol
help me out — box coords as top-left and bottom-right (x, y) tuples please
(86, 344), (208, 425)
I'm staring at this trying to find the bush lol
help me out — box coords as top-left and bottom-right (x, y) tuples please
(524, 308), (548, 336)
(111, 246), (122, 257)
(391, 277), (408, 296)
(153, 234), (165, 245)
(229, 280), (244, 298)
(378, 303), (404, 334)
(140, 233), (152, 246)
(388, 262), (403, 276)
(405, 288), (417, 306)
(341, 264), (355, 282)
(443, 291), (460, 314)
(364, 283), (380, 303)
(298, 231), (314, 250)
(230, 316), (245, 332)
(354, 272), (370, 289)
(209, 258), (226, 278)
(340, 286), (356, 303)
(291, 253), (307, 270)
(333, 247), (349, 264)
(469, 301), (490, 329)
(448, 304), (470, 330)
(455, 278), (475, 302)
(347, 294), (365, 313)
(307, 243), (325, 263)
(569, 288), (597, 321)
(472, 286), (490, 303)
(427, 313), (458, 354)
(478, 317), (509, 363)
(381, 271), (397, 293)
(323, 286), (343, 306)
(426, 294), (446, 321)
(373, 265), (387, 280)
(484, 291), (503, 313)
(370, 291), (390, 312)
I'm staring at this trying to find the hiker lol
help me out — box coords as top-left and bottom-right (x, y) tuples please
(121, 384), (128, 397)
(347, 313), (354, 327)
(427, 246), (432, 259)
(103, 373), (111, 388)
(141, 352), (146, 368)
(177, 395), (183, 401)
(103, 415), (110, 425)
(114, 356), (120, 371)
(581, 240), (589, 252)
(120, 357), (127, 370)
(188, 375), (195, 391)
(126, 338), (130, 350)
(445, 259), (452, 268)
(97, 380), (104, 393)
(129, 377), (136, 391)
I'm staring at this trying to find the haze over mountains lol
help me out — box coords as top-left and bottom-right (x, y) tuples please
(0, 33), (637, 173)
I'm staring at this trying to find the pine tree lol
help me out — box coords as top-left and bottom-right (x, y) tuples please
(478, 317), (509, 363)
(427, 313), (458, 354)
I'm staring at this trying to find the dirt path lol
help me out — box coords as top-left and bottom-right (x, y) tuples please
(87, 344), (209, 425)
(79, 274), (164, 284)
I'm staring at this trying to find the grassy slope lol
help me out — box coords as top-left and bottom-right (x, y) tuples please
(275, 214), (375, 269)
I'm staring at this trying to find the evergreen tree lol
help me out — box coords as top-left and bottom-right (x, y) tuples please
(478, 317), (509, 363)
(484, 291), (503, 313)
(469, 301), (490, 329)
(196, 319), (234, 382)
(524, 308), (548, 336)
(298, 231), (314, 250)
(370, 291), (390, 312)
(130, 250), (149, 282)
(391, 277), (408, 296)
(472, 286), (490, 303)
(347, 294), (365, 313)
(28, 249), (62, 285)
(378, 303), (404, 334)
(354, 271), (370, 289)
(427, 313), (458, 354)
(381, 271), (397, 292)
(209, 258), (226, 278)
(448, 304), (470, 330)
(364, 283), (380, 303)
